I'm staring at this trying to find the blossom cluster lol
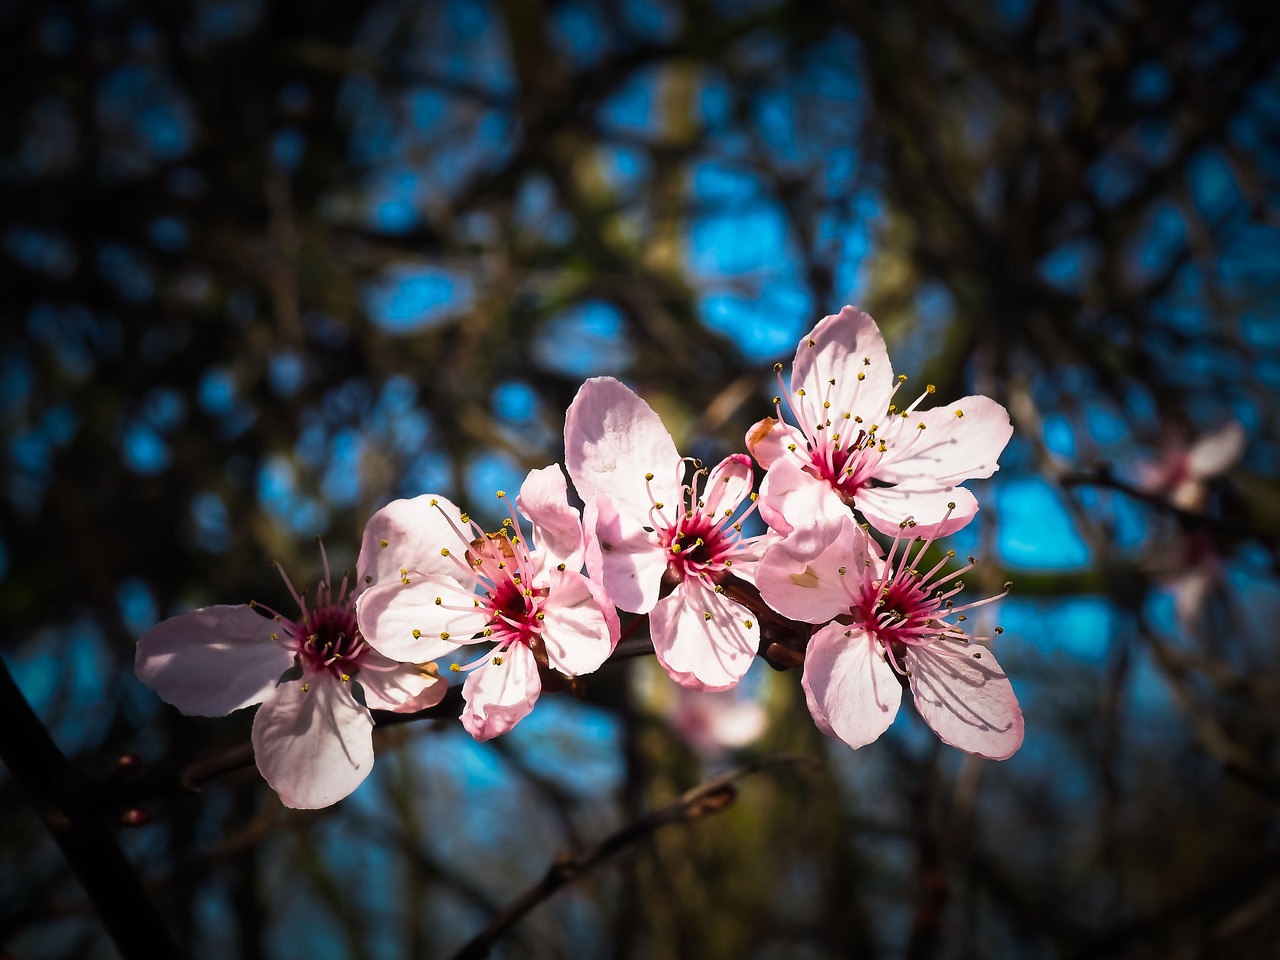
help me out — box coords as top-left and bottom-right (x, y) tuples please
(136, 306), (1023, 808)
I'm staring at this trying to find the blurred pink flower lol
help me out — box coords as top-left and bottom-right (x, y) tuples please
(666, 687), (767, 758)
(136, 534), (445, 809)
(1136, 421), (1245, 512)
(756, 514), (1023, 760)
(747, 306), (1012, 544)
(356, 466), (618, 741)
(564, 377), (772, 691)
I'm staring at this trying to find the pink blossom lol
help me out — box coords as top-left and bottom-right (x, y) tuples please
(1136, 421), (1245, 512)
(355, 466), (618, 741)
(756, 513), (1023, 759)
(564, 377), (770, 691)
(665, 686), (768, 758)
(747, 306), (1012, 542)
(136, 537), (446, 809)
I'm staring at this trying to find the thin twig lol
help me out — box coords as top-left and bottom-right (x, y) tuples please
(447, 754), (821, 960)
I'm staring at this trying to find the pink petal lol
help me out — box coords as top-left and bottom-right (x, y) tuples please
(856, 482), (979, 539)
(757, 517), (876, 624)
(135, 605), (293, 717)
(516, 465), (584, 570)
(356, 579), (487, 662)
(357, 495), (472, 591)
(564, 377), (682, 521)
(1186, 421), (1246, 479)
(252, 676), (375, 809)
(758, 456), (853, 548)
(801, 623), (901, 750)
(592, 494), (668, 614)
(539, 569), (617, 675)
(875, 395), (1013, 486)
(906, 641), (1024, 760)
(745, 417), (805, 470)
(650, 579), (758, 691)
(699, 454), (754, 519)
(355, 648), (447, 713)
(792, 307), (896, 430)
(460, 642), (541, 741)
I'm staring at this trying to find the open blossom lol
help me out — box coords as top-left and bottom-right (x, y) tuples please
(747, 306), (1013, 542)
(565, 377), (771, 691)
(355, 466), (618, 741)
(756, 513), (1023, 760)
(135, 535), (446, 809)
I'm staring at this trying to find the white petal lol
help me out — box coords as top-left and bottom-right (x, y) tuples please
(802, 623), (901, 750)
(252, 676), (375, 809)
(757, 517), (874, 625)
(906, 641), (1024, 760)
(564, 377), (683, 520)
(135, 605), (293, 717)
(460, 642), (541, 741)
(355, 649), (447, 713)
(356, 495), (472, 591)
(517, 465), (584, 570)
(538, 569), (616, 676)
(356, 579), (488, 662)
(650, 579), (758, 691)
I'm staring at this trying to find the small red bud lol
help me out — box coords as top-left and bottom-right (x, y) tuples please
(119, 808), (150, 828)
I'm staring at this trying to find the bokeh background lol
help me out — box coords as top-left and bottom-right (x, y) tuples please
(3, 1), (1279, 957)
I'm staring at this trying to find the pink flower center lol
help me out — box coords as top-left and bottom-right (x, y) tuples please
(259, 545), (369, 682)
(838, 511), (1010, 673)
(646, 460), (758, 585)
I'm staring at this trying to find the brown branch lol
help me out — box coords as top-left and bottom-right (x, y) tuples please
(0, 655), (183, 958)
(447, 754), (821, 960)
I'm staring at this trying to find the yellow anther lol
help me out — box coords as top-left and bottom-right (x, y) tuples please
(704, 612), (713, 621)
(725, 508), (734, 517)
(654, 502), (664, 509)
(435, 597), (442, 605)
(862, 357), (870, 365)
(645, 472), (654, 481)
(744, 619), (753, 628)
(440, 631), (450, 640)
(301, 683), (310, 693)
(724, 559), (733, 566)
(955, 409), (964, 418)
(449, 663), (461, 672)
(459, 513), (469, 523)
(838, 565), (847, 575)
(496, 490), (506, 498)
(412, 629), (421, 638)
(797, 388), (806, 397)
(823, 401), (831, 409)
(898, 374), (908, 383)
(947, 501), (956, 509)
(917, 422), (926, 430)
(773, 362), (783, 372)
(380, 539), (389, 548)
(807, 338), (815, 347)
(270, 632), (278, 641)
(828, 378), (836, 385)
(492, 656), (504, 666)
(750, 492), (758, 501)
(714, 584), (724, 593)
(440, 547), (450, 557)
(536, 611), (545, 620)
(787, 444), (797, 452)
(340, 673), (350, 682)
(772, 395), (781, 404)
(430, 498), (438, 506)
(926, 384), (936, 394)
(401, 575), (411, 584)
(557, 563), (566, 571)
(671, 543), (682, 554)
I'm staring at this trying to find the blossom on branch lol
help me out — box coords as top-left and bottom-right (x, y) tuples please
(135, 535), (446, 809)
(756, 513), (1023, 759)
(355, 466), (618, 741)
(565, 377), (773, 691)
(747, 306), (1013, 543)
